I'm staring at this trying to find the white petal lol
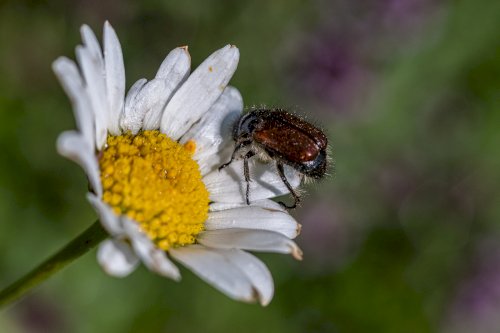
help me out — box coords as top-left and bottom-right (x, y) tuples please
(180, 86), (243, 175)
(123, 78), (147, 115)
(204, 160), (302, 204)
(52, 57), (95, 149)
(206, 205), (301, 239)
(80, 24), (103, 65)
(169, 245), (257, 303)
(161, 45), (240, 140)
(57, 131), (102, 197)
(122, 219), (181, 280)
(86, 193), (123, 236)
(155, 46), (191, 79)
(103, 21), (125, 135)
(76, 45), (108, 149)
(197, 229), (303, 260)
(121, 79), (166, 134)
(209, 199), (286, 212)
(142, 47), (191, 130)
(223, 250), (274, 306)
(97, 239), (139, 277)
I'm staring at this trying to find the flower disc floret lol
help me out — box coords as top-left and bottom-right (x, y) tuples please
(99, 130), (209, 250)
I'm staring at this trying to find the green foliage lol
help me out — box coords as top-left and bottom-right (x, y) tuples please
(0, 0), (498, 332)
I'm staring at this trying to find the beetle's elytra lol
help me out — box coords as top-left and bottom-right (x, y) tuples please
(219, 108), (328, 209)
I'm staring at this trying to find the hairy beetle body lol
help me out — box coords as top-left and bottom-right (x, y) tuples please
(220, 108), (328, 209)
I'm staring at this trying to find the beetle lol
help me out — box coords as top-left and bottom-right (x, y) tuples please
(219, 108), (328, 209)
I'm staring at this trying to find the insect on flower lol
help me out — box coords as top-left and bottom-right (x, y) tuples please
(219, 108), (328, 209)
(54, 22), (306, 305)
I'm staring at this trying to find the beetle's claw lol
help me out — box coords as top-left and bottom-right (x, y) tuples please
(278, 201), (297, 210)
(218, 162), (230, 172)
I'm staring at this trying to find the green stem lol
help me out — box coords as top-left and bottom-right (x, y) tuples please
(0, 221), (108, 309)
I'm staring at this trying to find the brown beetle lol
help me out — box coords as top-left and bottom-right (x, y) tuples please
(219, 108), (328, 209)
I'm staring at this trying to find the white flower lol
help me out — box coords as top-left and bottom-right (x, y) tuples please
(53, 22), (303, 306)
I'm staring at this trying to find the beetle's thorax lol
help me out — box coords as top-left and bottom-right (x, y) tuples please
(233, 110), (263, 140)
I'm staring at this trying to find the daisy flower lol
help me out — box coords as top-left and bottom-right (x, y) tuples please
(53, 22), (303, 306)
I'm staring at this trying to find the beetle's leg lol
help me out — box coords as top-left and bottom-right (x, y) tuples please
(243, 150), (255, 205)
(276, 162), (301, 209)
(218, 140), (250, 171)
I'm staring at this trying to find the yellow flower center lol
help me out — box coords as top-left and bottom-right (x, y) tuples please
(99, 130), (209, 250)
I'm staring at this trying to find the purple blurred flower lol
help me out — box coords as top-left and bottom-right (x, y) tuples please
(14, 295), (68, 333)
(290, 34), (371, 113)
(285, 0), (438, 115)
(445, 237), (500, 333)
(296, 196), (362, 270)
(379, 0), (436, 30)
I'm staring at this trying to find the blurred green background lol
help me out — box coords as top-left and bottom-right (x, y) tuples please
(0, 0), (499, 332)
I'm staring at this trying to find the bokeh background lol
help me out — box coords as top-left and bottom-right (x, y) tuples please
(0, 0), (499, 332)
